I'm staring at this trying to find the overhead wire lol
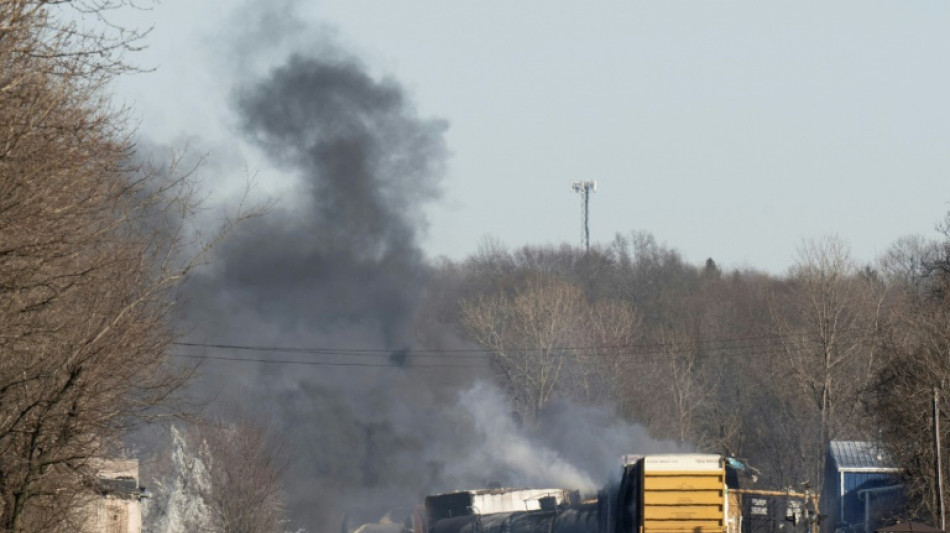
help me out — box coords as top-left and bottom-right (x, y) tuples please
(171, 327), (881, 357)
(170, 353), (486, 368)
(168, 328), (886, 368)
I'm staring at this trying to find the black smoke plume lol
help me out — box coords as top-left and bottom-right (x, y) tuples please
(171, 4), (679, 532)
(178, 26), (471, 530)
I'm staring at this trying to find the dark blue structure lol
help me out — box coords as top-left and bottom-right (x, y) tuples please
(820, 441), (902, 533)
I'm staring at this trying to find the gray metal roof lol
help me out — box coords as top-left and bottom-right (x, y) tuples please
(829, 441), (900, 472)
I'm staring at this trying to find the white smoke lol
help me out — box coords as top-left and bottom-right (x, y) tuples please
(444, 381), (597, 492)
(430, 380), (684, 496)
(143, 427), (214, 533)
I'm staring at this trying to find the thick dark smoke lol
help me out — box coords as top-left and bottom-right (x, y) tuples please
(212, 52), (446, 351)
(172, 4), (679, 532)
(179, 17), (479, 528)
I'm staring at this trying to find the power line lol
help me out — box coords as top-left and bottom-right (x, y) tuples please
(170, 353), (486, 368)
(169, 328), (885, 368)
(173, 329), (877, 353)
(172, 341), (486, 358)
(169, 342), (827, 369)
(171, 328), (884, 359)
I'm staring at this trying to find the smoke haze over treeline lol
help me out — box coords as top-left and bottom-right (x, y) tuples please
(150, 1), (950, 532)
(167, 2), (679, 530)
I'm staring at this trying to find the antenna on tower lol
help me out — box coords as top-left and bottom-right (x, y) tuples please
(570, 180), (597, 253)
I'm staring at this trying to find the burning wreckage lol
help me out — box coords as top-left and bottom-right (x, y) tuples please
(352, 454), (748, 533)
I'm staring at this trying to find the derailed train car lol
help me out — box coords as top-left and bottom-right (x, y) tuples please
(423, 488), (600, 533)
(426, 506), (602, 533)
(416, 454), (741, 533)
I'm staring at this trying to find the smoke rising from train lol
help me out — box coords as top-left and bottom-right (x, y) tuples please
(172, 1), (681, 531)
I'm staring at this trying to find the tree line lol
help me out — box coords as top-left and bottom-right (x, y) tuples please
(0, 1), (272, 531)
(428, 230), (950, 524)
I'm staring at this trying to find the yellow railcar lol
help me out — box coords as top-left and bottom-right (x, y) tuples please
(610, 454), (740, 533)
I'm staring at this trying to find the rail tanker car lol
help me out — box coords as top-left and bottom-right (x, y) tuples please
(417, 454), (740, 533)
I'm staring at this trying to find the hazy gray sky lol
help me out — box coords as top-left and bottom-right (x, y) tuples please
(115, 1), (950, 273)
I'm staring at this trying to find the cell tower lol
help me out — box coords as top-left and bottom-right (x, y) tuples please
(570, 180), (597, 252)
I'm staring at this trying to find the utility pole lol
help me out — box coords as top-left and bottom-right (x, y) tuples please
(936, 387), (946, 531)
(570, 180), (597, 253)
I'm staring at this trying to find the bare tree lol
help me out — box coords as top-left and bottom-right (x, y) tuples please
(143, 419), (288, 533)
(770, 237), (886, 485)
(460, 274), (639, 423)
(869, 226), (950, 523)
(161, 420), (288, 533)
(655, 328), (716, 447)
(569, 300), (641, 406)
(0, 2), (247, 530)
(460, 275), (584, 423)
